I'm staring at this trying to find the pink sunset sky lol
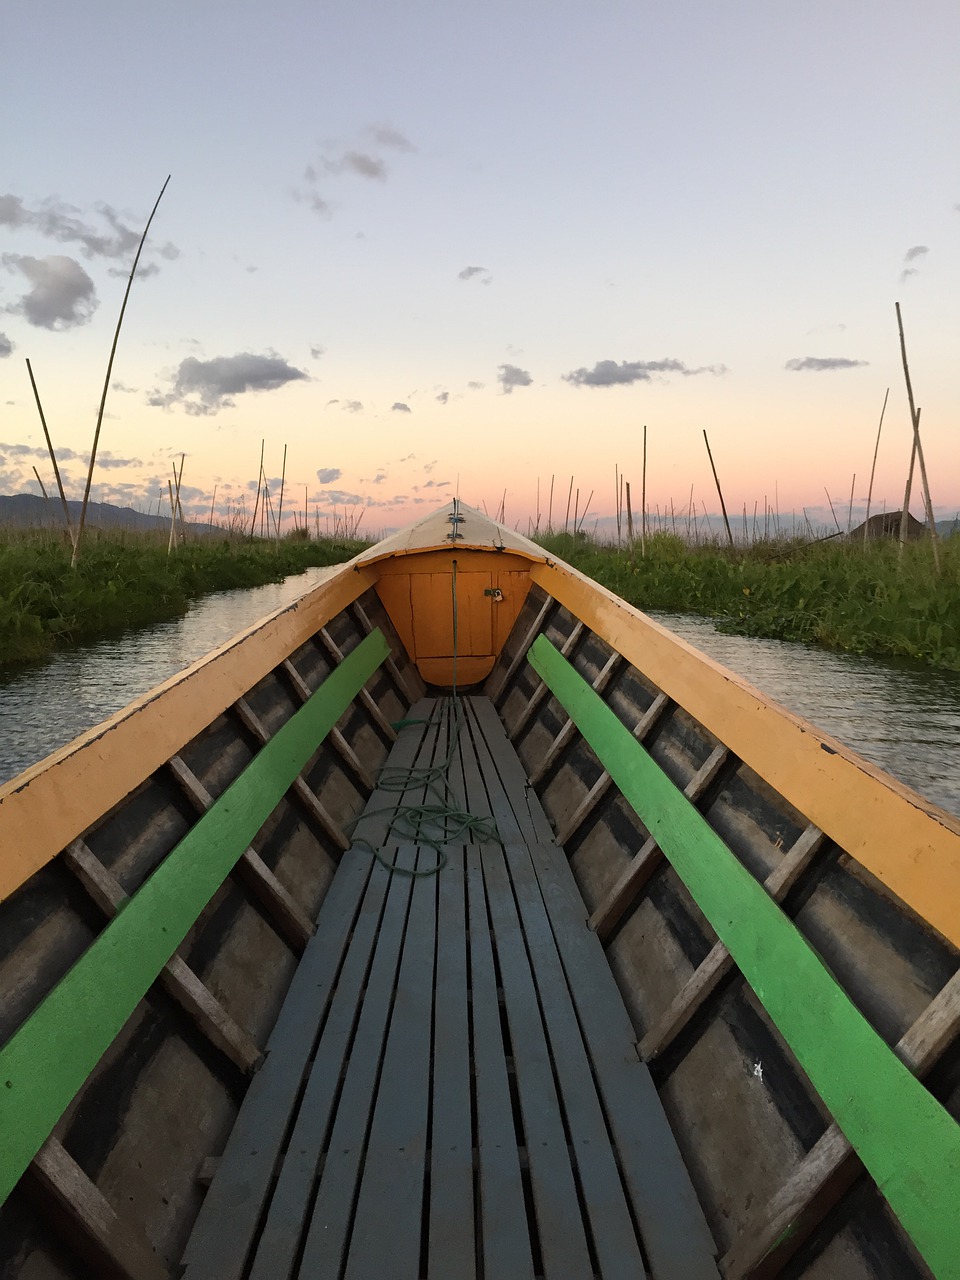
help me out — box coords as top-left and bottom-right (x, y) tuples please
(2, 1), (958, 539)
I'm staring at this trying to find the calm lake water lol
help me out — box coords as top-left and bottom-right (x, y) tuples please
(1, 584), (958, 819)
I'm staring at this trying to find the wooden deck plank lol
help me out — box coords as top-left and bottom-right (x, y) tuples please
(465, 696), (556, 846)
(481, 842), (596, 1279)
(344, 849), (438, 1279)
(525, 838), (721, 1279)
(245, 850), (398, 1280)
(500, 839), (649, 1280)
(425, 844), (476, 1279)
(296, 845), (418, 1277)
(179, 848), (374, 1280)
(465, 842), (535, 1279)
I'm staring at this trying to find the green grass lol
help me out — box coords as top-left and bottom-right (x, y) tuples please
(536, 530), (960, 672)
(0, 528), (368, 669)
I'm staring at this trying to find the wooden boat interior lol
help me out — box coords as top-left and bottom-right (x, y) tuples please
(1, 500), (959, 1279)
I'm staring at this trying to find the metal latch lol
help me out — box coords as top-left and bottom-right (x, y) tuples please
(484, 588), (504, 601)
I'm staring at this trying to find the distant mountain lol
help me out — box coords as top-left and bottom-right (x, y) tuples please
(0, 493), (217, 536)
(935, 518), (960, 537)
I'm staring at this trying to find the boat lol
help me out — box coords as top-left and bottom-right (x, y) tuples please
(1, 498), (959, 1280)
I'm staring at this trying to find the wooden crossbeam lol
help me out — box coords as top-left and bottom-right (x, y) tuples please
(351, 600), (424, 705)
(589, 744), (729, 942)
(723, 961), (960, 1278)
(28, 1136), (170, 1280)
(640, 823), (826, 1064)
(63, 839), (261, 1074)
(485, 594), (554, 705)
(528, 651), (623, 786)
(233, 696), (350, 852)
(167, 756), (315, 954)
(280, 658), (375, 791)
(508, 621), (584, 742)
(555, 692), (670, 846)
(318, 627), (397, 742)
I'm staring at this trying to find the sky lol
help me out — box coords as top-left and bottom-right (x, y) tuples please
(2, 0), (959, 538)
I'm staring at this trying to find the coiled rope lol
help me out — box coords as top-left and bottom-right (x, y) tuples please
(349, 559), (499, 876)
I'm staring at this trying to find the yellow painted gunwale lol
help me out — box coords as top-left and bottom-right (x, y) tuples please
(0, 563), (375, 902)
(532, 558), (960, 950)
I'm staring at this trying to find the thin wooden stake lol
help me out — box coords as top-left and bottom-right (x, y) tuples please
(564, 475), (573, 535)
(276, 443), (288, 545)
(846, 472), (856, 534)
(250, 439), (264, 538)
(625, 480), (634, 542)
(863, 387), (889, 542)
(703, 429), (733, 546)
(824, 487), (842, 534)
(72, 176), (170, 568)
(26, 359), (75, 546)
(641, 425), (647, 558)
(896, 302), (940, 571)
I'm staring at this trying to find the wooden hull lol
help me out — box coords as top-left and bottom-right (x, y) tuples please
(1, 501), (958, 1279)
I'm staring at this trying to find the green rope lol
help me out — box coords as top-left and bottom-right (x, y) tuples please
(353, 559), (499, 876)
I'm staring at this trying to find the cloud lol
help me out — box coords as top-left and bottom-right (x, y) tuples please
(2, 254), (97, 329)
(371, 125), (415, 151)
(336, 152), (386, 180)
(310, 344), (325, 360)
(392, 401), (411, 413)
(317, 488), (362, 505)
(784, 356), (868, 372)
(467, 380), (484, 390)
(899, 245), (929, 284)
(148, 351), (308, 414)
(458, 265), (491, 283)
(111, 380), (136, 392)
(498, 363), (532, 394)
(342, 400), (363, 413)
(435, 391), (449, 404)
(0, 332), (12, 358)
(0, 193), (178, 265)
(316, 468), (342, 483)
(0, 441), (140, 467)
(563, 357), (727, 387)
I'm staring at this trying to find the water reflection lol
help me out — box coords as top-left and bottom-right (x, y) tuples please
(0, 568), (336, 785)
(650, 612), (960, 818)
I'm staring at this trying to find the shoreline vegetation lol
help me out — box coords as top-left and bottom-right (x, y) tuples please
(0, 523), (957, 674)
(536, 530), (960, 673)
(0, 527), (366, 670)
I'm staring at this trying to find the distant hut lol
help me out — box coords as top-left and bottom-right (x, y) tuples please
(848, 510), (925, 540)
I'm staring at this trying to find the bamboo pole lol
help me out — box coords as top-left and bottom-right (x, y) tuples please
(615, 464), (621, 547)
(896, 302), (940, 571)
(72, 176), (170, 568)
(250, 440), (264, 538)
(703, 429), (734, 546)
(846, 473), (856, 534)
(547, 474), (554, 533)
(641, 425), (647, 558)
(276, 443), (288, 545)
(824, 487), (842, 535)
(564, 476), (573, 535)
(208, 485), (217, 531)
(26, 359), (75, 546)
(572, 488), (579, 538)
(625, 480), (634, 542)
(863, 387), (889, 542)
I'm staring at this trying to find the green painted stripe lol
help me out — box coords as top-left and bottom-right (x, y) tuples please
(0, 628), (389, 1206)
(528, 634), (960, 1280)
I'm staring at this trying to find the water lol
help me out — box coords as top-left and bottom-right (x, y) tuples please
(649, 612), (960, 818)
(1, 586), (957, 819)
(0, 568), (338, 785)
